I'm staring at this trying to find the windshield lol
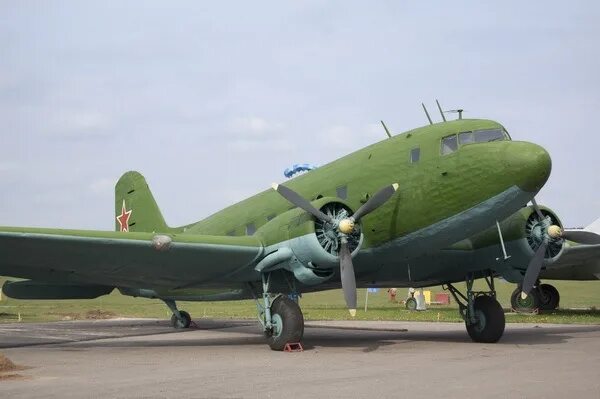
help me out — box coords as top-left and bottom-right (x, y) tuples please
(458, 128), (508, 145)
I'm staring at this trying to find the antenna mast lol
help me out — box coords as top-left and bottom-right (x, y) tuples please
(436, 99), (446, 122)
(380, 120), (392, 138)
(421, 103), (433, 125)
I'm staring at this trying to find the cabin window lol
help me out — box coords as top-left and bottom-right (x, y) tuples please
(336, 185), (347, 200)
(410, 147), (420, 163)
(266, 214), (276, 221)
(441, 135), (458, 155)
(246, 223), (256, 235)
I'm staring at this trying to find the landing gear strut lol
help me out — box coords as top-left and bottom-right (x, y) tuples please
(444, 271), (505, 343)
(256, 273), (304, 351)
(163, 299), (192, 329)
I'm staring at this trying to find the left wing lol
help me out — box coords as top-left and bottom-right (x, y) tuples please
(0, 227), (264, 288)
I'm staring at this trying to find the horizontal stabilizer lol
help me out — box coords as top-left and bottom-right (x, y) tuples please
(586, 217), (600, 235)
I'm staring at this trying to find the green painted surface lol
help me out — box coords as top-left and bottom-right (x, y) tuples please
(115, 171), (169, 233)
(0, 230), (263, 288)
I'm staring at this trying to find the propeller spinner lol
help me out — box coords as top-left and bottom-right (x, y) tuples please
(272, 183), (399, 316)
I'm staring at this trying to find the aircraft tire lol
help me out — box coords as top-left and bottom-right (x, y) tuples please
(538, 284), (560, 311)
(171, 310), (191, 329)
(266, 296), (304, 351)
(466, 295), (505, 343)
(510, 286), (540, 313)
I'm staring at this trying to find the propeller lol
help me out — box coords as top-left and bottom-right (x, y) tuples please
(272, 182), (399, 316)
(520, 237), (548, 299)
(561, 230), (600, 245)
(271, 184), (333, 223)
(521, 199), (600, 299)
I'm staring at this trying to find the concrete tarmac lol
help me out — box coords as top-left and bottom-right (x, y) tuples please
(1, 319), (599, 398)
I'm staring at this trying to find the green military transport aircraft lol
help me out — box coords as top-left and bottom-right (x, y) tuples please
(2, 114), (599, 350)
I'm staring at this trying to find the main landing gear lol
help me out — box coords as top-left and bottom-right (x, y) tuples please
(511, 282), (560, 312)
(256, 273), (304, 351)
(444, 271), (505, 343)
(163, 299), (192, 329)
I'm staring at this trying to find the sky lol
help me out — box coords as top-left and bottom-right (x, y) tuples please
(1, 1), (599, 230)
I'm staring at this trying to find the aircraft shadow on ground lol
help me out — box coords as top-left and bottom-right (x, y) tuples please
(61, 322), (600, 352)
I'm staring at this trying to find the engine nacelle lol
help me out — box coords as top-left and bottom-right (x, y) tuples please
(255, 197), (363, 285)
(468, 205), (565, 283)
(472, 205), (564, 260)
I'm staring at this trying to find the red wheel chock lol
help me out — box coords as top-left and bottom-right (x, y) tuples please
(283, 342), (304, 352)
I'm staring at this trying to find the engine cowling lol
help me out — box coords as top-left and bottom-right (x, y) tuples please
(469, 205), (565, 283)
(255, 197), (363, 285)
(472, 205), (564, 262)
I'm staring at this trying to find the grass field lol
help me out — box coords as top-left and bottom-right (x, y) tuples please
(1, 278), (599, 325)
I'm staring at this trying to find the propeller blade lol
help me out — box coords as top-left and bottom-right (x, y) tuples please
(521, 238), (548, 299)
(531, 198), (545, 220)
(271, 184), (333, 223)
(561, 230), (600, 245)
(352, 183), (399, 222)
(339, 241), (357, 316)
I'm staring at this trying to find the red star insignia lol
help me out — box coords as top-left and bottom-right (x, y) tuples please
(116, 200), (132, 232)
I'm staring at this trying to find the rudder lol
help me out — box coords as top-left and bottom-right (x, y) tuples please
(115, 171), (169, 233)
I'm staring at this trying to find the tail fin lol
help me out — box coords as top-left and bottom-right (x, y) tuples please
(115, 171), (169, 233)
(586, 217), (600, 234)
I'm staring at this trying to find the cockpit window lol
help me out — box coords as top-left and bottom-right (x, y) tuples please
(459, 128), (508, 146)
(459, 131), (475, 145)
(475, 128), (506, 142)
(441, 135), (458, 155)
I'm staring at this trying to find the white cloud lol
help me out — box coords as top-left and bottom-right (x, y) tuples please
(89, 177), (116, 195)
(228, 138), (294, 153)
(322, 125), (353, 148)
(321, 124), (384, 152)
(225, 116), (292, 153)
(0, 162), (19, 173)
(229, 116), (284, 137)
(46, 110), (113, 139)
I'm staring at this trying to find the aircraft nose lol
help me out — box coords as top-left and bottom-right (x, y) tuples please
(506, 142), (552, 193)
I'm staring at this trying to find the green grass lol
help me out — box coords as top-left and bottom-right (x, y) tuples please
(1, 278), (599, 324)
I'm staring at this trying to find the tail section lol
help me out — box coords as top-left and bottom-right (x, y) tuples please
(586, 217), (600, 235)
(115, 171), (169, 233)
